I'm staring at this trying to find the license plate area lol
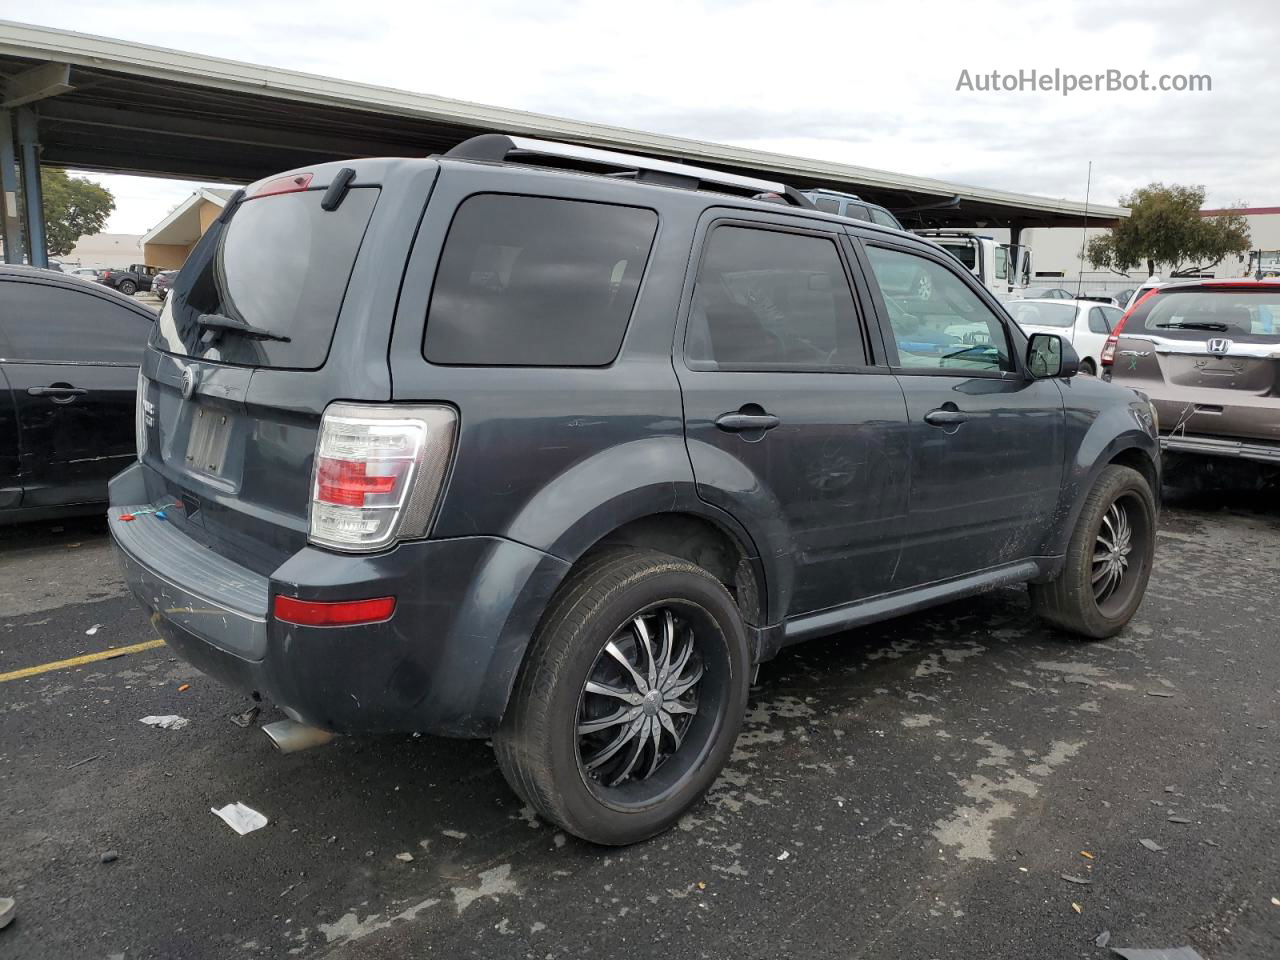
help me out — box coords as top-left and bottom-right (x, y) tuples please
(184, 406), (234, 477)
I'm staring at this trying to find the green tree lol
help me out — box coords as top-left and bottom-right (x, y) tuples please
(40, 168), (115, 257)
(1086, 183), (1250, 278)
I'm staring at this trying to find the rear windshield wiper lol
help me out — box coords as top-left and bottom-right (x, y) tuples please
(1154, 321), (1229, 331)
(197, 313), (292, 343)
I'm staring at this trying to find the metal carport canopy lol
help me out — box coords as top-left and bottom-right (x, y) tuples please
(0, 19), (1125, 230)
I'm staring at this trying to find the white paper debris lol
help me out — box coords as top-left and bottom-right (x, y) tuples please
(211, 802), (268, 835)
(777, 850), (790, 861)
(395, 852), (414, 862)
(85, 624), (102, 636)
(139, 715), (190, 731)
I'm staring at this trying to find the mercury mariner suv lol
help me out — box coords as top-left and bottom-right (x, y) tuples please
(110, 135), (1160, 845)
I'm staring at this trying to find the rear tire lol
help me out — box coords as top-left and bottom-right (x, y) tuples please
(1031, 464), (1155, 638)
(118, 280), (136, 296)
(1079, 358), (1097, 376)
(495, 549), (750, 845)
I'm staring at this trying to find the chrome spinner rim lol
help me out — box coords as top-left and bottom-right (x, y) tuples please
(1093, 499), (1134, 606)
(576, 607), (703, 789)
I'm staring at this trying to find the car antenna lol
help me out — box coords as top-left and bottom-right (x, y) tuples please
(1075, 161), (1092, 299)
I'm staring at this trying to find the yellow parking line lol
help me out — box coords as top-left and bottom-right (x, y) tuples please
(0, 638), (166, 683)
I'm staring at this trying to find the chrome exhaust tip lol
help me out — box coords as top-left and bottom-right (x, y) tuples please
(261, 719), (335, 754)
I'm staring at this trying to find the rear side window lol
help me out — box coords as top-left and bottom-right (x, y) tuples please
(812, 197), (840, 214)
(0, 281), (152, 363)
(1088, 307), (1111, 334)
(151, 186), (378, 369)
(844, 203), (871, 221)
(869, 207), (901, 229)
(686, 225), (866, 370)
(424, 195), (658, 366)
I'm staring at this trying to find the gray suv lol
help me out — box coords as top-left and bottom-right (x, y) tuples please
(110, 135), (1160, 845)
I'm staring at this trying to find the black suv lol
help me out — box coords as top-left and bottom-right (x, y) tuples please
(110, 135), (1160, 845)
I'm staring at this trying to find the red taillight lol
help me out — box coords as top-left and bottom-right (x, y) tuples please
(273, 594), (396, 627)
(1101, 288), (1160, 366)
(250, 173), (313, 198)
(101, 270), (112, 279)
(315, 458), (398, 507)
(308, 404), (457, 552)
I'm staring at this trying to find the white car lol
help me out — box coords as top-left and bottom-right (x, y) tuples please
(1008, 299), (1124, 375)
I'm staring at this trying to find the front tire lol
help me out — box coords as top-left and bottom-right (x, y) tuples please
(495, 549), (750, 845)
(1031, 464), (1156, 638)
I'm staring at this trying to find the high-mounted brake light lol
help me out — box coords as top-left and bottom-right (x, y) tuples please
(308, 403), (457, 552)
(250, 173), (313, 198)
(1101, 288), (1160, 366)
(274, 594), (396, 627)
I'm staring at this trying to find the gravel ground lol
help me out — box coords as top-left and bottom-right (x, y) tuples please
(1, 486), (1277, 960)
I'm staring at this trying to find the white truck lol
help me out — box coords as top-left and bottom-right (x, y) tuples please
(915, 230), (1032, 301)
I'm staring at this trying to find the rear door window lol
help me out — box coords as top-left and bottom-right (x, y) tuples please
(686, 225), (867, 370)
(424, 195), (658, 367)
(0, 281), (152, 363)
(151, 186), (378, 369)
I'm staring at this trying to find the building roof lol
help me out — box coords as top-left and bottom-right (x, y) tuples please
(140, 188), (233, 247)
(0, 20), (1127, 230)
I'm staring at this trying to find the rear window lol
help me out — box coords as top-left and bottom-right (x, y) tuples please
(1011, 301), (1076, 327)
(150, 186), (378, 369)
(1129, 289), (1280, 343)
(424, 194), (658, 366)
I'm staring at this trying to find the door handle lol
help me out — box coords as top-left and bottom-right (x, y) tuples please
(715, 412), (781, 433)
(924, 408), (968, 427)
(28, 385), (88, 399)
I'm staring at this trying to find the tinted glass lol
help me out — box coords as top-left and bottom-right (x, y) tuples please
(869, 207), (901, 229)
(1011, 301), (1076, 328)
(1100, 306), (1123, 329)
(865, 245), (1013, 373)
(0, 281), (152, 363)
(151, 187), (378, 369)
(843, 203), (871, 221)
(424, 195), (657, 367)
(1088, 307), (1110, 333)
(937, 242), (978, 271)
(1127, 289), (1280, 343)
(687, 226), (865, 370)
(813, 197), (841, 213)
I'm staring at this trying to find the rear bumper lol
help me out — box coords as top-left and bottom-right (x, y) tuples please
(109, 463), (569, 737)
(1160, 433), (1280, 464)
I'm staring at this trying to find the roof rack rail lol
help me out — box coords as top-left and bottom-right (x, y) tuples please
(445, 134), (814, 209)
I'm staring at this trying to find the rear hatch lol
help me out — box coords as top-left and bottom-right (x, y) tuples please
(138, 169), (386, 575)
(1107, 284), (1280, 442)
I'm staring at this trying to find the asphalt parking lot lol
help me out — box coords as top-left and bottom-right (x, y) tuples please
(2, 486), (1278, 960)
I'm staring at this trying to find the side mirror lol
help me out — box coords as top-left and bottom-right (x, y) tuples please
(1027, 332), (1079, 379)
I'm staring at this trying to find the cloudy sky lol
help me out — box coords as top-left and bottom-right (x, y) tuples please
(14, 0), (1280, 234)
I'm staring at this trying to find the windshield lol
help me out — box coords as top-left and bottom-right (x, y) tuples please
(150, 186), (378, 369)
(1011, 301), (1076, 328)
(1129, 289), (1280, 343)
(937, 242), (977, 271)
